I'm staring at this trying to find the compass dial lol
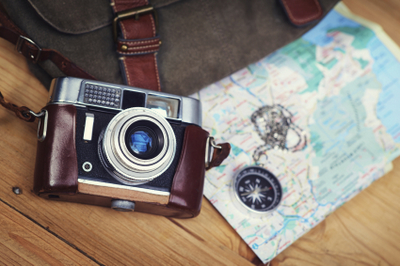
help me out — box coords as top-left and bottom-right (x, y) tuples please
(233, 166), (282, 213)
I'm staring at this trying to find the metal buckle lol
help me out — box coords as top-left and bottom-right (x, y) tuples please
(16, 36), (42, 64)
(27, 110), (48, 142)
(205, 136), (222, 168)
(113, 5), (158, 42)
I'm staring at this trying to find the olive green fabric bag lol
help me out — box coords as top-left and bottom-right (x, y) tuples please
(1, 0), (339, 95)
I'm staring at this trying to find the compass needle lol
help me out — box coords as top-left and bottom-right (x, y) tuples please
(233, 166), (282, 214)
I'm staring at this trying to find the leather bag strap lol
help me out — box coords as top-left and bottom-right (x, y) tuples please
(111, 0), (161, 91)
(279, 0), (323, 26)
(0, 10), (96, 80)
(0, 9), (96, 122)
(0, 92), (36, 122)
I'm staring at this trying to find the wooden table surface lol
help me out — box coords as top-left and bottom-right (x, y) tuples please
(1, 0), (400, 265)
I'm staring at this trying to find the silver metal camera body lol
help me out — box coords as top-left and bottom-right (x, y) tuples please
(48, 77), (201, 126)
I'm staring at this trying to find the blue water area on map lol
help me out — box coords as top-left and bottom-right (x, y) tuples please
(247, 62), (269, 90)
(305, 7), (400, 145)
(310, 74), (383, 204)
(230, 144), (244, 157)
(303, 10), (361, 47)
(368, 38), (400, 146)
(265, 52), (308, 78)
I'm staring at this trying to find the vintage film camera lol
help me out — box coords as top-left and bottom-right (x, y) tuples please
(33, 77), (227, 218)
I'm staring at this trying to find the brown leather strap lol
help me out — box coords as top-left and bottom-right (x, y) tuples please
(111, 0), (161, 91)
(0, 8), (95, 122)
(207, 142), (231, 170)
(279, 0), (323, 26)
(0, 92), (36, 122)
(0, 10), (95, 79)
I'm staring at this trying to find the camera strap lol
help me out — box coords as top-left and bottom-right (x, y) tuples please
(0, 11), (96, 80)
(0, 92), (38, 122)
(111, 0), (161, 91)
(0, 6), (97, 122)
(205, 137), (231, 170)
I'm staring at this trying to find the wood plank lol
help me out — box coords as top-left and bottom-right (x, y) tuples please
(0, 200), (97, 266)
(273, 157), (400, 266)
(343, 0), (400, 45)
(0, 0), (400, 265)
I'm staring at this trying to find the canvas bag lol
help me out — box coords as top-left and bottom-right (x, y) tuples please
(1, 0), (339, 96)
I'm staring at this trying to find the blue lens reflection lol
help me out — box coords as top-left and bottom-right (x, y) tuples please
(130, 131), (152, 154)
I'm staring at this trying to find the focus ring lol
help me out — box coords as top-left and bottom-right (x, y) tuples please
(101, 107), (176, 184)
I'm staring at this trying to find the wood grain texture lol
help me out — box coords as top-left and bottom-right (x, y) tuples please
(0, 200), (97, 266)
(272, 158), (400, 266)
(0, 0), (400, 265)
(343, 0), (400, 45)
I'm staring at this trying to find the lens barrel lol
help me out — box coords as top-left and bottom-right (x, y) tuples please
(125, 120), (164, 160)
(101, 108), (176, 184)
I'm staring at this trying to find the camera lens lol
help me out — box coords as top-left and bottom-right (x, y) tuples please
(100, 107), (176, 185)
(125, 121), (164, 160)
(129, 130), (154, 155)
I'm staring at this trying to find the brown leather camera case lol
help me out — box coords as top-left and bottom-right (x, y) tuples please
(34, 104), (208, 218)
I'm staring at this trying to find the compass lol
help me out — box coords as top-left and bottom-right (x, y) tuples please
(233, 166), (282, 214)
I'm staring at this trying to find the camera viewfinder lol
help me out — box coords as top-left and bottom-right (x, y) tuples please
(146, 95), (179, 119)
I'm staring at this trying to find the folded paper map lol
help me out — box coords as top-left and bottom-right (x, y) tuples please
(192, 3), (400, 263)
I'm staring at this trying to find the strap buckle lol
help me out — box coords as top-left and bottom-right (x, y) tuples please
(16, 36), (42, 63)
(205, 136), (222, 169)
(23, 109), (48, 142)
(113, 5), (158, 42)
(35, 109), (48, 142)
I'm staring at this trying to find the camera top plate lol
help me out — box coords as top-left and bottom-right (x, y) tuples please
(48, 77), (202, 126)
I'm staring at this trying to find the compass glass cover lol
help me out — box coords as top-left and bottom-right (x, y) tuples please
(234, 166), (282, 213)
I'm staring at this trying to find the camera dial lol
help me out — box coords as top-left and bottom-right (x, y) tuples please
(101, 107), (176, 185)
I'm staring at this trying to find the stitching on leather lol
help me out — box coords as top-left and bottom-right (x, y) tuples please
(115, 0), (155, 44)
(149, 13), (156, 36)
(124, 44), (160, 50)
(121, 57), (131, 85)
(118, 49), (159, 55)
(116, 0), (146, 3)
(144, 0), (156, 36)
(154, 54), (161, 91)
(113, 1), (130, 38)
(145, 0), (156, 36)
(281, 0), (322, 24)
(120, 22), (128, 39)
(120, 39), (159, 45)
